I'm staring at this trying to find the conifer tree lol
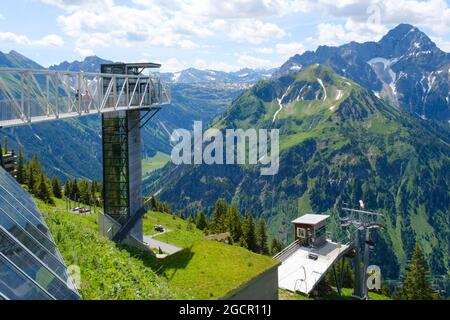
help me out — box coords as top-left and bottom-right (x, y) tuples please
(270, 238), (284, 256)
(78, 180), (90, 204)
(240, 212), (257, 252)
(90, 181), (97, 205)
(37, 173), (53, 204)
(16, 149), (25, 184)
(71, 179), (80, 201)
(26, 160), (37, 193)
(211, 199), (228, 233)
(51, 176), (63, 199)
(3, 137), (7, 154)
(398, 243), (440, 300)
(64, 179), (72, 199)
(227, 205), (242, 243)
(196, 210), (208, 230)
(256, 217), (269, 255)
(188, 214), (195, 225)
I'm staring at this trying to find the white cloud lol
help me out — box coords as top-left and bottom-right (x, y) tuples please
(211, 19), (285, 44)
(236, 55), (279, 70)
(42, 0), (287, 50)
(75, 47), (95, 58)
(315, 19), (387, 46)
(0, 32), (64, 47)
(37, 0), (450, 70)
(431, 37), (450, 52)
(255, 42), (305, 56)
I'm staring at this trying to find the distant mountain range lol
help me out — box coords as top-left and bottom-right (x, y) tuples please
(50, 56), (274, 85)
(147, 64), (450, 292)
(276, 24), (450, 122)
(160, 67), (275, 85)
(0, 53), (246, 179)
(50, 56), (113, 73)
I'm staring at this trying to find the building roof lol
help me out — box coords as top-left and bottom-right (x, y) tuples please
(277, 240), (350, 294)
(291, 214), (329, 225)
(102, 62), (161, 69)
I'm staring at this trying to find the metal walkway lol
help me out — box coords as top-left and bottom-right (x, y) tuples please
(0, 67), (170, 128)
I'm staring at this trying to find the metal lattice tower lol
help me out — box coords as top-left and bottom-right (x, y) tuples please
(339, 204), (384, 300)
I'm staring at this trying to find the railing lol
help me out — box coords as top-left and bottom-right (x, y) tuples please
(0, 68), (170, 128)
(273, 239), (301, 262)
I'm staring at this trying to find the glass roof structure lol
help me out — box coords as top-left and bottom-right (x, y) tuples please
(0, 166), (80, 300)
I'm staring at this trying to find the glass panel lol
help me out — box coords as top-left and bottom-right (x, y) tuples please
(0, 192), (58, 255)
(0, 254), (52, 300)
(0, 210), (69, 282)
(102, 112), (130, 225)
(0, 229), (79, 300)
(0, 170), (44, 222)
(315, 226), (326, 239)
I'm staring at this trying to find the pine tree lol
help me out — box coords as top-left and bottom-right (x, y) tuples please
(270, 238), (284, 256)
(196, 210), (208, 230)
(37, 173), (53, 204)
(26, 159), (37, 193)
(25, 155), (43, 195)
(71, 179), (80, 201)
(78, 180), (90, 204)
(240, 212), (257, 252)
(16, 149), (25, 184)
(51, 176), (63, 199)
(179, 210), (185, 220)
(90, 181), (97, 206)
(227, 205), (242, 243)
(398, 243), (440, 300)
(149, 196), (157, 210)
(256, 217), (269, 255)
(211, 199), (228, 233)
(64, 179), (72, 199)
(3, 137), (8, 154)
(325, 258), (354, 288)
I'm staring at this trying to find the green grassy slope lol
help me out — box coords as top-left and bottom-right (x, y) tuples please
(278, 288), (391, 300)
(142, 152), (171, 178)
(142, 210), (278, 299)
(37, 199), (175, 300)
(38, 198), (276, 300)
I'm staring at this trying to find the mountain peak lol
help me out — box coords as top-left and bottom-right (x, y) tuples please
(379, 24), (437, 56)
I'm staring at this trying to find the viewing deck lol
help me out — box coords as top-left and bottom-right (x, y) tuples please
(0, 67), (170, 128)
(277, 240), (351, 295)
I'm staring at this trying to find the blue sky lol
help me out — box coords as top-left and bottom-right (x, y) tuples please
(0, 0), (449, 72)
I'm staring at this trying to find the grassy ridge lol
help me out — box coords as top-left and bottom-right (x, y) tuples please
(38, 199), (175, 300)
(38, 198), (277, 300)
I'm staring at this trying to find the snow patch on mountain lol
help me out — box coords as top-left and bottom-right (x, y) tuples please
(317, 78), (327, 101)
(273, 85), (292, 123)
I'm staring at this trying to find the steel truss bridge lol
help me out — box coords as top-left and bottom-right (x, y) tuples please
(0, 67), (170, 128)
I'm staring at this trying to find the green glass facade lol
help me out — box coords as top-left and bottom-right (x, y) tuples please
(102, 111), (130, 226)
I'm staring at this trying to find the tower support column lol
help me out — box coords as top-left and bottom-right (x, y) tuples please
(100, 110), (143, 243)
(126, 109), (143, 241)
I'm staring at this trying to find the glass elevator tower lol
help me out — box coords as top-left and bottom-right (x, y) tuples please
(99, 63), (162, 244)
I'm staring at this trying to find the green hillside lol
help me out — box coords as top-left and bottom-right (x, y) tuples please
(37, 198), (276, 300)
(148, 65), (450, 293)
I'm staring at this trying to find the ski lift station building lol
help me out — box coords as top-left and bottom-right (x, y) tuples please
(275, 214), (351, 296)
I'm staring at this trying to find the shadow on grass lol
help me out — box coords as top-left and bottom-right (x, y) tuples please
(119, 243), (195, 281)
(155, 246), (195, 281)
